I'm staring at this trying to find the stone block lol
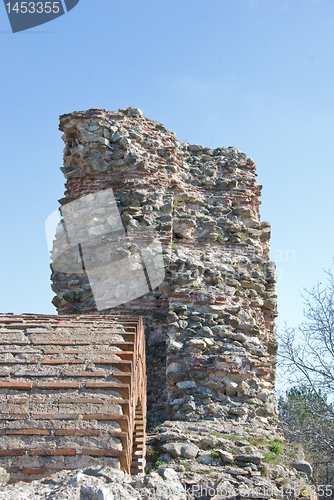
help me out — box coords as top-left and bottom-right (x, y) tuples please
(292, 460), (313, 478)
(162, 442), (199, 459)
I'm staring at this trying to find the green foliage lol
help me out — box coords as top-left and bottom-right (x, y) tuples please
(269, 439), (284, 454)
(225, 435), (245, 442)
(210, 450), (220, 458)
(262, 451), (281, 464)
(217, 232), (226, 243)
(155, 460), (165, 467)
(279, 386), (331, 426)
(180, 462), (191, 471)
(210, 431), (223, 438)
(278, 384), (334, 483)
(279, 269), (334, 483)
(171, 240), (178, 250)
(247, 436), (266, 447)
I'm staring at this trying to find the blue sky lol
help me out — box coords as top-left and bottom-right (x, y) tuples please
(1, 0), (334, 335)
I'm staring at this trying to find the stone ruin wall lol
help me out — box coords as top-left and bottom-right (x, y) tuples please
(52, 107), (278, 430)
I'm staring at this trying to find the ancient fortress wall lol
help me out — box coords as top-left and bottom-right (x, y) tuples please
(52, 107), (278, 429)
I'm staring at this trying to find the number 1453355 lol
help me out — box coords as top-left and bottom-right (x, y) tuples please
(6, 2), (61, 14)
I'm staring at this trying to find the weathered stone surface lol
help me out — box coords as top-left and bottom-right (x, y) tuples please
(162, 442), (199, 459)
(0, 468), (9, 487)
(292, 460), (313, 478)
(0, 467), (186, 500)
(235, 453), (264, 464)
(0, 109), (316, 499)
(216, 449), (234, 463)
(196, 452), (215, 465)
(224, 466), (248, 476)
(52, 107), (278, 429)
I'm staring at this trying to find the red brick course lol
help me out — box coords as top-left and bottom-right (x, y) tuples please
(6, 429), (50, 435)
(0, 382), (32, 390)
(22, 468), (48, 475)
(55, 430), (101, 436)
(0, 414), (26, 420)
(28, 449), (76, 456)
(35, 383), (80, 389)
(0, 450), (25, 456)
(33, 414), (79, 420)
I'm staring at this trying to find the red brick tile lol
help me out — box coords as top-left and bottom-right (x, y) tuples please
(0, 382), (32, 390)
(59, 397), (104, 404)
(55, 430), (101, 436)
(85, 383), (128, 389)
(22, 468), (48, 475)
(35, 383), (79, 390)
(28, 449), (76, 456)
(32, 413), (55, 420)
(6, 429), (50, 435)
(7, 397), (28, 404)
(0, 449), (25, 456)
(33, 413), (78, 420)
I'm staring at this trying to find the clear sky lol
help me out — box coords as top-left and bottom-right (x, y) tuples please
(1, 0), (334, 335)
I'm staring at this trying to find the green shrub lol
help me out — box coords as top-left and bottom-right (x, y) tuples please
(269, 439), (284, 454)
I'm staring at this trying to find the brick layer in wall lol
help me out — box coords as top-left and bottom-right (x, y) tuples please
(0, 313), (146, 482)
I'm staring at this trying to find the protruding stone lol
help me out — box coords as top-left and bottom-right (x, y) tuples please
(0, 468), (9, 487)
(216, 449), (234, 463)
(122, 106), (144, 117)
(235, 453), (264, 465)
(162, 442), (199, 459)
(292, 460), (313, 478)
